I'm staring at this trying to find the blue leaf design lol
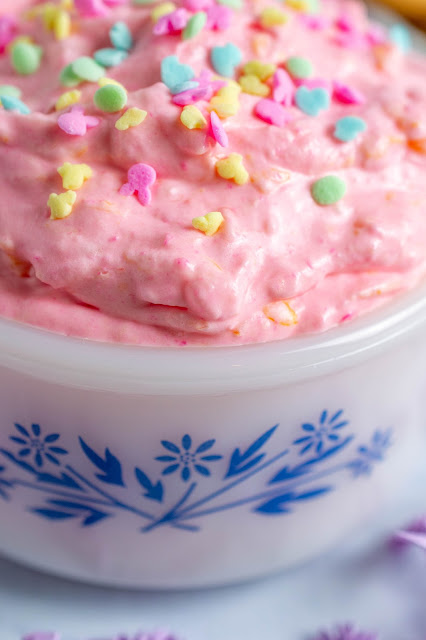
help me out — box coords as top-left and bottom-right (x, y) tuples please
(181, 466), (191, 482)
(195, 440), (215, 454)
(162, 463), (180, 475)
(155, 455), (177, 462)
(194, 464), (210, 477)
(14, 423), (30, 438)
(36, 471), (82, 490)
(83, 511), (110, 526)
(161, 440), (180, 454)
(182, 435), (192, 451)
(44, 434), (60, 443)
(44, 453), (60, 466)
(255, 487), (331, 514)
(135, 468), (164, 502)
(10, 437), (27, 445)
(0, 449), (37, 474)
(31, 508), (75, 521)
(225, 425), (278, 478)
(48, 447), (68, 455)
(18, 448), (31, 457)
(32, 424), (41, 437)
(301, 423), (316, 432)
(46, 500), (110, 527)
(79, 438), (124, 486)
(200, 455), (222, 461)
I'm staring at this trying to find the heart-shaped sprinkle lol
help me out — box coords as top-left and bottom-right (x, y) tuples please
(48, 190), (77, 220)
(161, 55), (196, 94)
(333, 81), (366, 105)
(57, 162), (93, 190)
(209, 110), (228, 147)
(239, 74), (270, 97)
(110, 21), (133, 51)
(285, 56), (313, 80)
(334, 116), (367, 142)
(58, 107), (100, 135)
(55, 89), (81, 111)
(272, 68), (294, 105)
(192, 211), (224, 236)
(216, 153), (249, 185)
(180, 104), (207, 129)
(243, 59), (276, 81)
(0, 94), (30, 114)
(154, 8), (189, 35)
(120, 163), (157, 206)
(211, 43), (242, 78)
(94, 48), (128, 68)
(311, 175), (347, 206)
(206, 4), (232, 30)
(254, 98), (291, 127)
(208, 82), (240, 118)
(115, 107), (147, 130)
(295, 86), (330, 116)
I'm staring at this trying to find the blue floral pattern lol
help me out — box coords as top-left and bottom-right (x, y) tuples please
(0, 411), (392, 533)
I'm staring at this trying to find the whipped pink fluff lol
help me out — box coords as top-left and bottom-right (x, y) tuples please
(0, 0), (426, 346)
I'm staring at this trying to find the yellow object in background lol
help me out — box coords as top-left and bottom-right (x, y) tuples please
(378, 0), (426, 21)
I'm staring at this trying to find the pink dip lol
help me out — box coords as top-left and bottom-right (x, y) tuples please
(0, 0), (425, 346)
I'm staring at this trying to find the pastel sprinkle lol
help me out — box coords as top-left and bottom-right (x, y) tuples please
(206, 4), (232, 30)
(0, 84), (22, 98)
(151, 2), (176, 23)
(161, 55), (196, 94)
(182, 11), (207, 40)
(22, 632), (61, 640)
(184, 0), (213, 10)
(11, 42), (43, 75)
(52, 9), (71, 40)
(209, 110), (228, 147)
(272, 68), (294, 106)
(311, 175), (347, 206)
(264, 300), (297, 326)
(255, 98), (290, 127)
(98, 76), (126, 89)
(154, 8), (189, 35)
(94, 84), (127, 112)
(94, 48), (128, 67)
(333, 81), (366, 105)
(208, 83), (240, 118)
(389, 24), (411, 52)
(260, 7), (289, 28)
(0, 95), (30, 114)
(115, 107), (147, 130)
(55, 89), (81, 111)
(180, 104), (207, 129)
(110, 21), (133, 51)
(58, 162), (93, 190)
(74, 0), (108, 17)
(243, 60), (276, 81)
(211, 43), (242, 78)
(216, 153), (249, 185)
(60, 63), (81, 87)
(192, 211), (224, 235)
(0, 15), (17, 54)
(119, 163), (157, 206)
(58, 107), (100, 135)
(239, 74), (270, 97)
(71, 56), (105, 82)
(285, 56), (313, 79)
(216, 0), (242, 8)
(295, 86), (330, 116)
(334, 116), (367, 142)
(48, 190), (77, 220)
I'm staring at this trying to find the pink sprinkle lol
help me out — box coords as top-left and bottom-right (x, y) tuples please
(120, 163), (157, 206)
(154, 8), (189, 35)
(335, 14), (355, 33)
(183, 0), (213, 10)
(365, 23), (388, 46)
(272, 68), (294, 106)
(206, 4), (232, 31)
(254, 99), (291, 127)
(334, 30), (369, 51)
(103, 0), (127, 5)
(299, 14), (329, 31)
(74, 0), (108, 16)
(209, 110), (228, 147)
(172, 70), (226, 105)
(333, 81), (366, 105)
(58, 107), (100, 136)
(0, 15), (17, 54)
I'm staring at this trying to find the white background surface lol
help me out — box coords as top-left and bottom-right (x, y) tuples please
(1, 5), (426, 640)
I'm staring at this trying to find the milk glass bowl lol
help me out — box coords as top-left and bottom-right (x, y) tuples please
(0, 284), (425, 588)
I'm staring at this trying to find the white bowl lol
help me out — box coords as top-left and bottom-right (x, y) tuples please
(0, 285), (425, 588)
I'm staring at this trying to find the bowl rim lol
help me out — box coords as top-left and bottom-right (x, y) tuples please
(0, 282), (425, 394)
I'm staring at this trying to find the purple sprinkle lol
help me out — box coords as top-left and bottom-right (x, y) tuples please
(153, 8), (190, 35)
(0, 14), (17, 53)
(391, 515), (426, 550)
(209, 110), (228, 147)
(311, 624), (378, 640)
(22, 634), (61, 640)
(205, 4), (232, 31)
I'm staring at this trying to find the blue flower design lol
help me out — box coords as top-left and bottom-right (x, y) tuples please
(348, 429), (392, 477)
(9, 423), (68, 468)
(293, 409), (349, 455)
(0, 465), (11, 500)
(156, 435), (223, 482)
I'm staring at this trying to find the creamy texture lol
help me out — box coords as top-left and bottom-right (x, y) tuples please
(0, 0), (426, 346)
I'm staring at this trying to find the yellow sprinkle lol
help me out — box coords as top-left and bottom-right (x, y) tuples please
(239, 74), (270, 97)
(57, 162), (92, 190)
(53, 9), (71, 40)
(151, 2), (176, 23)
(55, 89), (81, 111)
(115, 107), (147, 131)
(62, 0), (74, 10)
(218, 82), (241, 98)
(263, 300), (298, 326)
(208, 96), (239, 119)
(192, 211), (224, 236)
(216, 153), (249, 185)
(243, 60), (276, 81)
(48, 191), (77, 220)
(98, 77), (126, 90)
(260, 6), (289, 28)
(286, 0), (310, 11)
(180, 105), (207, 130)
(42, 3), (58, 29)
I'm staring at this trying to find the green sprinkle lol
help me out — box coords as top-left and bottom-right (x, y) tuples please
(94, 84), (127, 112)
(71, 56), (105, 82)
(60, 63), (82, 87)
(311, 176), (347, 206)
(285, 56), (313, 80)
(11, 42), (43, 76)
(0, 85), (22, 99)
(216, 0), (242, 9)
(182, 11), (207, 40)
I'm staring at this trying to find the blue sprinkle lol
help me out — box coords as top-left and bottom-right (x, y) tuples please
(389, 24), (411, 52)
(0, 94), (31, 115)
(295, 86), (330, 117)
(172, 80), (199, 95)
(211, 43), (242, 78)
(161, 55), (196, 94)
(334, 116), (367, 142)
(93, 48), (128, 68)
(110, 21), (133, 51)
